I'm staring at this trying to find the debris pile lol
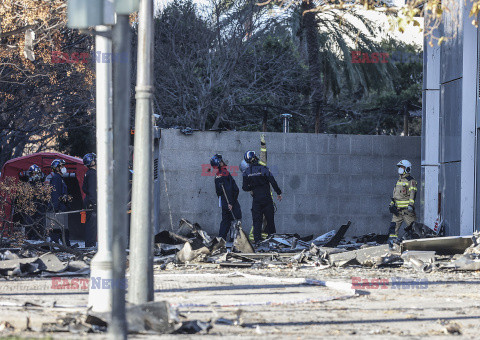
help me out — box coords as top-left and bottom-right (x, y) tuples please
(0, 249), (90, 277)
(153, 219), (480, 273)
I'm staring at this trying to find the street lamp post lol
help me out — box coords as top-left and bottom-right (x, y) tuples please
(128, 0), (155, 304)
(87, 0), (115, 314)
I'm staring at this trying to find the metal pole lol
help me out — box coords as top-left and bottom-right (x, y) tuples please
(88, 0), (114, 314)
(109, 14), (131, 340)
(281, 114), (292, 133)
(129, 0), (154, 304)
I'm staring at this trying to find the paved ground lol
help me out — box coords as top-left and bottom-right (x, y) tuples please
(0, 265), (479, 339)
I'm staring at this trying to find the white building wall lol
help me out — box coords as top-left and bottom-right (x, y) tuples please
(423, 2), (478, 235)
(460, 1), (477, 235)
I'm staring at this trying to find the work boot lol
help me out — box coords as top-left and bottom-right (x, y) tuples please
(387, 234), (399, 247)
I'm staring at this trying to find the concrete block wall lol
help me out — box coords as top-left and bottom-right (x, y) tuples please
(158, 130), (421, 237)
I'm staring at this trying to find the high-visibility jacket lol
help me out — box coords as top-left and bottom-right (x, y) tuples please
(259, 141), (267, 166)
(392, 174), (417, 209)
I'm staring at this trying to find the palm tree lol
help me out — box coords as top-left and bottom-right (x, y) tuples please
(291, 2), (398, 132)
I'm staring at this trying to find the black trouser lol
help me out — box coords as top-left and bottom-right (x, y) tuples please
(219, 200), (242, 240)
(252, 197), (275, 243)
(85, 210), (97, 247)
(50, 229), (70, 246)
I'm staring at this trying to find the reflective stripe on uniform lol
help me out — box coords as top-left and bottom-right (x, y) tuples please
(409, 199), (415, 204)
(260, 148), (267, 152)
(396, 181), (409, 186)
(409, 187), (417, 191)
(258, 161), (266, 166)
(396, 200), (409, 208)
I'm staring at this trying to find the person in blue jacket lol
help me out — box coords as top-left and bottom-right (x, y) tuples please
(211, 154), (242, 241)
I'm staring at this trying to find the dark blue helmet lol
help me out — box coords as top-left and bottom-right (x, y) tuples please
(210, 154), (223, 168)
(51, 159), (65, 170)
(28, 164), (42, 181)
(83, 153), (96, 167)
(28, 164), (41, 174)
(244, 150), (258, 164)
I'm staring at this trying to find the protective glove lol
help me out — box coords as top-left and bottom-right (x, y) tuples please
(407, 205), (414, 212)
(389, 204), (398, 215)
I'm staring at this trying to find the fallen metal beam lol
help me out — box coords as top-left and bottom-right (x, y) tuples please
(401, 236), (473, 255)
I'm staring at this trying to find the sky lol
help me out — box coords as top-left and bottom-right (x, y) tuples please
(153, 0), (423, 47)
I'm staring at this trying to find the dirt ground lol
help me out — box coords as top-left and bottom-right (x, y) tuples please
(0, 264), (479, 339)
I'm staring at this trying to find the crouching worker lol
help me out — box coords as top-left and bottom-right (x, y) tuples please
(210, 154), (242, 241)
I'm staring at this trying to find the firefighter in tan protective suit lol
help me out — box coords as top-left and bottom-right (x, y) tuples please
(388, 160), (417, 243)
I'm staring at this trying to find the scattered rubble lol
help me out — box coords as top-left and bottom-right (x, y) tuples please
(1, 219), (479, 336)
(152, 220), (480, 274)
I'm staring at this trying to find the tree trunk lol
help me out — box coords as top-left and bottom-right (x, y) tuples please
(403, 105), (409, 136)
(301, 1), (324, 133)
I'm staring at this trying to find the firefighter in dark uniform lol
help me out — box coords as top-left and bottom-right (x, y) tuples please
(46, 159), (70, 246)
(82, 153), (97, 247)
(242, 150), (282, 245)
(388, 159), (417, 243)
(211, 154), (242, 241)
(25, 164), (46, 239)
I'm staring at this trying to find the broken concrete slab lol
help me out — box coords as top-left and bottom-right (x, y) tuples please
(37, 253), (68, 273)
(401, 236), (473, 255)
(328, 244), (393, 267)
(0, 257), (39, 270)
(401, 250), (436, 264)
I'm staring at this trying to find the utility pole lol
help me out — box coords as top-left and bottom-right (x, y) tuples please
(128, 0), (154, 304)
(110, 13), (133, 340)
(88, 0), (115, 314)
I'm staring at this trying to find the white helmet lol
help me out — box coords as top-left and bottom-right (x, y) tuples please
(397, 160), (412, 173)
